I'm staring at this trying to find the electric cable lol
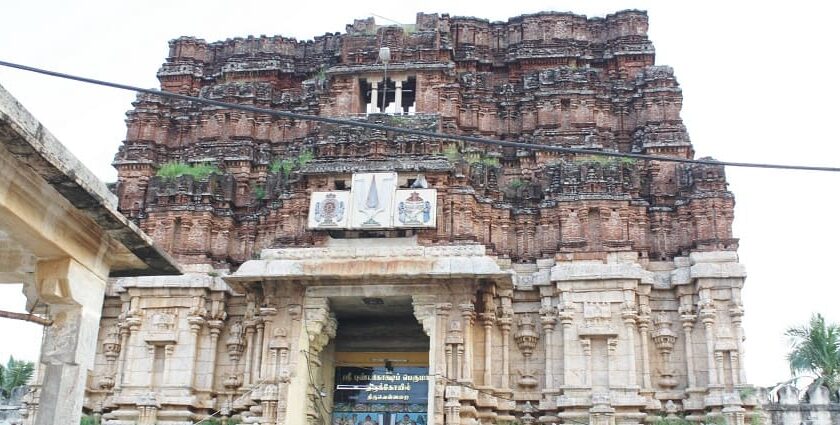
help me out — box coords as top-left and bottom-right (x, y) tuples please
(1, 59), (839, 173)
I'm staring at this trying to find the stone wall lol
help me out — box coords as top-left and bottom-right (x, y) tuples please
(56, 240), (756, 425)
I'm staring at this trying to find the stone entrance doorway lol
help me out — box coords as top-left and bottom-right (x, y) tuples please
(329, 296), (431, 425)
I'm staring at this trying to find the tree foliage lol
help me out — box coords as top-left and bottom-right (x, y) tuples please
(0, 356), (35, 398)
(786, 313), (840, 396)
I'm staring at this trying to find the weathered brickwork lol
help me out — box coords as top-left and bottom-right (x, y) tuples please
(112, 10), (734, 268)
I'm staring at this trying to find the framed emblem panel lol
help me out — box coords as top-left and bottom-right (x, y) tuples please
(392, 189), (436, 228)
(308, 191), (350, 229)
(349, 172), (397, 229)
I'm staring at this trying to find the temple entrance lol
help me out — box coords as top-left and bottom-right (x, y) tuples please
(328, 296), (430, 425)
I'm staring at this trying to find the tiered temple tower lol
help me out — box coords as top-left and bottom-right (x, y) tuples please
(74, 10), (756, 425)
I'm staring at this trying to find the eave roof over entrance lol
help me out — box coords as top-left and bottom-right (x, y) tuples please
(225, 237), (512, 291)
(0, 84), (180, 276)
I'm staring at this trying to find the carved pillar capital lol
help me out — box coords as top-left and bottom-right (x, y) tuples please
(187, 315), (205, 333)
(459, 302), (475, 323)
(479, 312), (495, 327)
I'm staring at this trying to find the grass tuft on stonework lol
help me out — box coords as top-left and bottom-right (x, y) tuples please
(156, 162), (220, 180)
(653, 417), (692, 425)
(270, 149), (314, 176)
(573, 154), (636, 166)
(507, 178), (525, 190)
(79, 415), (99, 425)
(253, 185), (266, 200)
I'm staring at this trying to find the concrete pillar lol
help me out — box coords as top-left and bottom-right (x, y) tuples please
(34, 258), (107, 425)
(370, 85), (379, 114)
(394, 80), (403, 114)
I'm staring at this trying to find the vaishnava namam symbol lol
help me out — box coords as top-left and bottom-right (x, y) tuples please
(314, 193), (345, 226)
(398, 191), (432, 225)
(361, 175), (383, 226)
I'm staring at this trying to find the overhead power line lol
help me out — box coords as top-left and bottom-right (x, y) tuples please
(1, 59), (839, 173)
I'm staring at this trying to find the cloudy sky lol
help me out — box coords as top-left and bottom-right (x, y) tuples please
(1, 0), (839, 388)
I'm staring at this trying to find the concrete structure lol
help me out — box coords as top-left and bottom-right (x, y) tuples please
(756, 385), (840, 425)
(8, 9), (789, 425)
(0, 83), (180, 425)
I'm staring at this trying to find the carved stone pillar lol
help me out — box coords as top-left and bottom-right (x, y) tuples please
(258, 303), (277, 379)
(243, 323), (255, 386)
(580, 338), (592, 386)
(122, 311), (143, 387)
(187, 312), (206, 389)
(729, 351), (740, 387)
(207, 320), (224, 391)
(413, 296), (440, 425)
(480, 313), (494, 387)
(436, 303), (452, 379)
(444, 305), (461, 380)
(700, 304), (718, 387)
(621, 306), (638, 387)
(540, 302), (557, 390)
(730, 304), (747, 385)
(557, 297), (575, 387)
(680, 309), (698, 388)
(459, 302), (475, 383)
(114, 322), (130, 390)
(499, 293), (513, 390)
(163, 344), (175, 386)
(714, 352), (726, 386)
(637, 305), (652, 389)
(303, 298), (337, 425)
(252, 319), (265, 383)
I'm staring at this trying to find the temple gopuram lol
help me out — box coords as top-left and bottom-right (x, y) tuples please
(68, 10), (756, 425)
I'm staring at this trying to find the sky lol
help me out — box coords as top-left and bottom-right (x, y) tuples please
(1, 0), (839, 388)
